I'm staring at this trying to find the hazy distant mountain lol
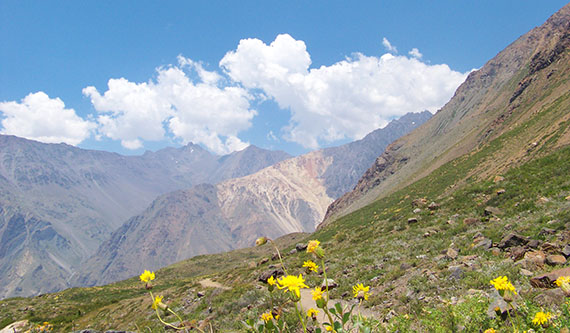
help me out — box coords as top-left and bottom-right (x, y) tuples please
(322, 2), (570, 226)
(0, 138), (290, 299)
(77, 111), (431, 286)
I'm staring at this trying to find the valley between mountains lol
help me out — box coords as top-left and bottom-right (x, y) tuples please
(0, 3), (569, 332)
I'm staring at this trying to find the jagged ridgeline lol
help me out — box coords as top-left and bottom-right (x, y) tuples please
(0, 3), (569, 332)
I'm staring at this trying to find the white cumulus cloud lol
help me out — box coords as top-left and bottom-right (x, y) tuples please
(0, 92), (95, 145)
(83, 57), (255, 154)
(221, 34), (469, 149)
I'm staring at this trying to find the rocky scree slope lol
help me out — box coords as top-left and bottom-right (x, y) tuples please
(322, 3), (570, 226)
(77, 112), (431, 286)
(0, 138), (289, 299)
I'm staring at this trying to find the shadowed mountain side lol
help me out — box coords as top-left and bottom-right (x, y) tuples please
(322, 3), (570, 226)
(78, 112), (431, 286)
(0, 138), (290, 299)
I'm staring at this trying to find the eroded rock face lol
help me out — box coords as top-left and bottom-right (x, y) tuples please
(530, 267), (570, 288)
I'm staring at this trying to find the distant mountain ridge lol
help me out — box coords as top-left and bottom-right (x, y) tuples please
(322, 3), (570, 226)
(77, 111), (431, 286)
(0, 137), (290, 299)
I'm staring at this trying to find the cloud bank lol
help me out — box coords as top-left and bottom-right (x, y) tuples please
(1, 34), (469, 153)
(221, 34), (468, 148)
(0, 92), (95, 146)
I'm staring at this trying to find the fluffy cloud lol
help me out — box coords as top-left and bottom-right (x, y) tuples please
(0, 92), (95, 145)
(409, 48), (423, 59)
(83, 57), (255, 154)
(221, 34), (468, 149)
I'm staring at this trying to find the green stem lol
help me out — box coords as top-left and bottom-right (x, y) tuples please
(320, 257), (336, 332)
(506, 301), (517, 333)
(294, 301), (307, 333)
(358, 299), (363, 322)
(155, 308), (183, 330)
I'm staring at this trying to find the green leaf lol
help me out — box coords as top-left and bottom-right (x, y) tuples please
(342, 312), (350, 324)
(335, 302), (343, 314)
(329, 307), (336, 314)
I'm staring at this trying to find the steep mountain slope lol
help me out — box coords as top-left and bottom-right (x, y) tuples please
(78, 112), (431, 286)
(0, 138), (289, 299)
(323, 3), (570, 225)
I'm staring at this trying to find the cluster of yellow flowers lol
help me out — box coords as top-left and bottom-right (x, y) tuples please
(276, 274), (309, 298)
(489, 276), (516, 294)
(302, 260), (319, 272)
(532, 310), (552, 326)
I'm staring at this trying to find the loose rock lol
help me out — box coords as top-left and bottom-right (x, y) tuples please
(407, 217), (418, 224)
(530, 267), (570, 288)
(428, 202), (440, 211)
(295, 243), (308, 252)
(546, 255), (567, 266)
(463, 217), (480, 225)
(497, 233), (528, 249)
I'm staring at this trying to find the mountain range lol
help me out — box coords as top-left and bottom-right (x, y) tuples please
(76, 111), (431, 286)
(0, 138), (290, 298)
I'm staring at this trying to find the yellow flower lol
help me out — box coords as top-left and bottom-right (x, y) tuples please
(267, 275), (276, 286)
(312, 287), (324, 300)
(483, 329), (496, 333)
(489, 276), (516, 294)
(325, 324), (333, 331)
(261, 311), (273, 322)
(139, 270), (155, 283)
(352, 283), (370, 300)
(277, 274), (309, 298)
(532, 311), (552, 326)
(556, 276), (570, 286)
(307, 240), (320, 253)
(151, 295), (164, 310)
(303, 260), (319, 272)
(307, 308), (319, 318)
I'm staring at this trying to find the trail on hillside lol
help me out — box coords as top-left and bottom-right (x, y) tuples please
(198, 278), (231, 290)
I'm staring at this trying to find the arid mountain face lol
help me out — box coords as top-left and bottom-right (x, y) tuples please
(0, 138), (290, 299)
(322, 4), (570, 226)
(77, 112), (431, 286)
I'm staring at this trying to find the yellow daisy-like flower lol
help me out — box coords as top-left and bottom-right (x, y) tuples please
(489, 276), (516, 294)
(267, 275), (276, 286)
(312, 287), (324, 300)
(277, 274), (309, 298)
(139, 270), (155, 283)
(307, 240), (320, 253)
(483, 329), (496, 333)
(151, 295), (163, 310)
(307, 308), (319, 318)
(261, 311), (273, 322)
(532, 311), (552, 326)
(352, 283), (370, 300)
(325, 324), (333, 331)
(555, 276), (570, 286)
(303, 260), (319, 272)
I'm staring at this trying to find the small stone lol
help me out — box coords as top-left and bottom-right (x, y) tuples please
(510, 246), (528, 261)
(258, 258), (269, 266)
(321, 278), (338, 290)
(566, 195), (570, 201)
(533, 288), (566, 308)
(288, 249), (297, 255)
(341, 291), (350, 298)
(428, 202), (440, 211)
(448, 266), (463, 280)
(407, 217), (418, 224)
(497, 233), (528, 249)
(295, 243), (307, 252)
(258, 268), (284, 283)
(413, 208), (422, 214)
(412, 198), (428, 208)
(538, 196), (550, 204)
(463, 217), (480, 225)
(524, 250), (546, 267)
(530, 267), (570, 288)
(484, 206), (502, 216)
(528, 239), (541, 248)
(496, 189), (506, 195)
(546, 255), (566, 266)
(561, 244), (570, 258)
(248, 261), (256, 268)
(473, 237), (493, 250)
(271, 253), (280, 261)
(384, 309), (397, 322)
(490, 247), (501, 256)
(539, 228), (556, 235)
(446, 248), (459, 260)
(197, 291), (205, 298)
(520, 269), (534, 277)
(541, 242), (559, 253)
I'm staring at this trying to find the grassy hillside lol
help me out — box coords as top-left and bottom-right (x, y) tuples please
(1, 96), (569, 331)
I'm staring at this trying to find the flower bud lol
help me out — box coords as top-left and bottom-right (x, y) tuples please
(255, 237), (268, 246)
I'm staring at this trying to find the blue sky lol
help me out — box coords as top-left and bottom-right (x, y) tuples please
(1, 1), (567, 156)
